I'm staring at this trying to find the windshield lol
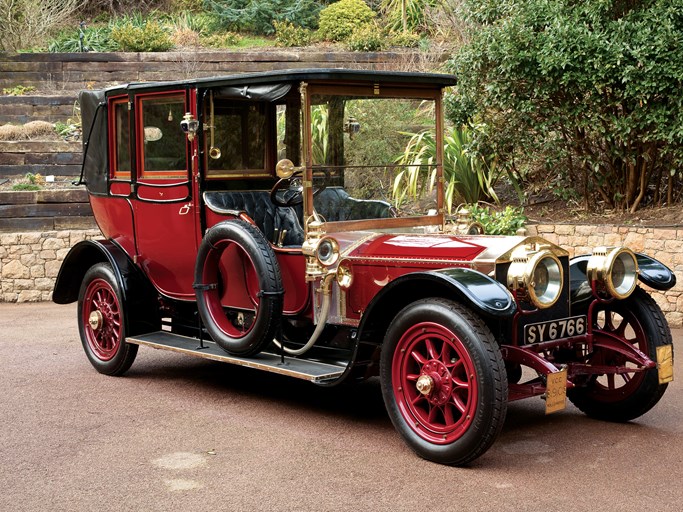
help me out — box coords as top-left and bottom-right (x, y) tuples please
(302, 84), (444, 233)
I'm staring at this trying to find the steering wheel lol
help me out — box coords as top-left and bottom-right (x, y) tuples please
(270, 169), (329, 207)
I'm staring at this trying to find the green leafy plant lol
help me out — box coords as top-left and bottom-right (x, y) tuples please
(347, 23), (385, 51)
(205, 0), (324, 35)
(465, 204), (527, 235)
(318, 0), (376, 42)
(449, 0), (683, 212)
(48, 26), (118, 53)
(393, 125), (500, 213)
(310, 105), (329, 165)
(2, 85), (36, 96)
(110, 15), (173, 52)
(12, 172), (44, 190)
(381, 0), (437, 33)
(200, 32), (243, 48)
(386, 29), (422, 48)
(274, 20), (312, 47)
(12, 183), (42, 191)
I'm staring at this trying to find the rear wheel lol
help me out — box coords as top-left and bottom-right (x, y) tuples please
(380, 298), (507, 465)
(78, 263), (137, 376)
(568, 288), (672, 421)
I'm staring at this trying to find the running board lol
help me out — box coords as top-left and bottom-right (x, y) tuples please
(126, 331), (346, 383)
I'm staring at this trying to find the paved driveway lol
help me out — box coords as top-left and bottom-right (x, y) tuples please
(1, 302), (681, 511)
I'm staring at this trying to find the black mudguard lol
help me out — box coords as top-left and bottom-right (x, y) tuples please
(356, 267), (516, 344)
(569, 252), (676, 307)
(53, 239), (160, 336)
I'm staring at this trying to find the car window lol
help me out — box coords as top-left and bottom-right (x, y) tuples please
(309, 93), (437, 222)
(205, 100), (270, 178)
(138, 93), (187, 178)
(111, 98), (131, 178)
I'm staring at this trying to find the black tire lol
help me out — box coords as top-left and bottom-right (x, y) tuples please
(567, 287), (672, 422)
(195, 220), (283, 356)
(77, 263), (137, 376)
(380, 298), (508, 466)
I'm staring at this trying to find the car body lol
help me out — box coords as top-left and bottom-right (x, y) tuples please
(54, 69), (676, 465)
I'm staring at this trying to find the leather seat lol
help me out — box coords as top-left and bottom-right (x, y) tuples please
(304, 187), (396, 222)
(203, 191), (304, 246)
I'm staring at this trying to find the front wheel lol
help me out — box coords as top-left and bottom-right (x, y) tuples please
(567, 287), (673, 422)
(77, 263), (137, 376)
(380, 298), (507, 466)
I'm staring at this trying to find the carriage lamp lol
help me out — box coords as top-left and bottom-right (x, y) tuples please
(508, 248), (563, 309)
(453, 207), (485, 235)
(587, 247), (638, 300)
(180, 112), (199, 141)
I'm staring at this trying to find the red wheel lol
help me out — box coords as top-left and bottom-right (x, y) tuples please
(78, 263), (137, 375)
(195, 220), (283, 356)
(568, 288), (672, 421)
(380, 298), (507, 466)
(392, 322), (478, 444)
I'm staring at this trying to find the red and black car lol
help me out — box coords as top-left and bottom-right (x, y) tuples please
(54, 69), (676, 465)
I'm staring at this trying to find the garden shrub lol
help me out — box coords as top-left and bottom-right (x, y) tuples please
(110, 18), (173, 51)
(346, 23), (385, 51)
(449, 0), (683, 212)
(274, 20), (312, 47)
(205, 0), (325, 35)
(318, 0), (376, 42)
(200, 32), (242, 48)
(386, 29), (421, 48)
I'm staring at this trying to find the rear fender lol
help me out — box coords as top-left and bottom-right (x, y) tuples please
(53, 239), (159, 335)
(356, 268), (515, 344)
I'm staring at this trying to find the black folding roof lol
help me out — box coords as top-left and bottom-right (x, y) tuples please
(100, 68), (457, 96)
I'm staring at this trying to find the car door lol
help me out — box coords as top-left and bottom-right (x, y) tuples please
(132, 89), (200, 300)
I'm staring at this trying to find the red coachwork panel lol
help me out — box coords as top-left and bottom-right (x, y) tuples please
(132, 89), (198, 299)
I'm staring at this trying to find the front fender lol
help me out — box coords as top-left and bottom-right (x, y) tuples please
(53, 239), (159, 335)
(356, 267), (516, 344)
(636, 253), (676, 290)
(570, 253), (676, 305)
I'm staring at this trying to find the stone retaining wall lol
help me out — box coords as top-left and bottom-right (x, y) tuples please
(0, 229), (100, 302)
(1, 224), (681, 326)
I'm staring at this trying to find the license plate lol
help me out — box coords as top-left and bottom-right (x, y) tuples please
(525, 315), (587, 344)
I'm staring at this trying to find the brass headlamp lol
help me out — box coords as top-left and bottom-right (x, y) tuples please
(508, 247), (563, 309)
(587, 247), (638, 299)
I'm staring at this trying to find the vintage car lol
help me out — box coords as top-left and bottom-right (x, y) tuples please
(53, 69), (676, 466)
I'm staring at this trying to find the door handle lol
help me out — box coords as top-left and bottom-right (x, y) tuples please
(178, 203), (191, 215)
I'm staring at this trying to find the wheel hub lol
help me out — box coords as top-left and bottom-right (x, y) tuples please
(418, 360), (452, 406)
(88, 310), (103, 331)
(416, 375), (434, 395)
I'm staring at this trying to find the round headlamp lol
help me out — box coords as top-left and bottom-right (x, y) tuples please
(587, 247), (638, 299)
(508, 250), (563, 309)
(315, 236), (340, 267)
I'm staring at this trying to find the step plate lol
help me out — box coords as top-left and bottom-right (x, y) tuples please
(127, 331), (346, 383)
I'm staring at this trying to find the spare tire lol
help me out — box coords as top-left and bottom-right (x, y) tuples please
(194, 220), (283, 356)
